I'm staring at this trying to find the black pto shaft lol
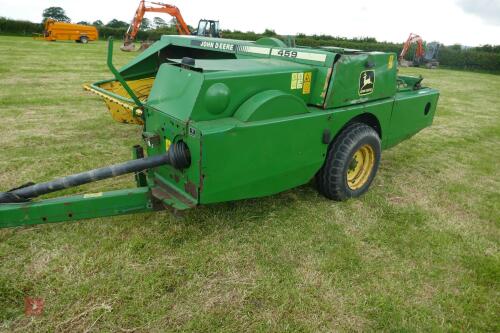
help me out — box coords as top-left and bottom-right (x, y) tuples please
(0, 142), (190, 204)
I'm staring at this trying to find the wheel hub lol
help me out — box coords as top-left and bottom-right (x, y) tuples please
(347, 144), (375, 190)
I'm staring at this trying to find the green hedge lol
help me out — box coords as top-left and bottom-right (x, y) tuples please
(0, 17), (42, 35)
(97, 26), (178, 40)
(1, 17), (499, 72)
(438, 47), (500, 71)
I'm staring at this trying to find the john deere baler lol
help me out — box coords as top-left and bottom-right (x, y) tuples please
(0, 36), (439, 228)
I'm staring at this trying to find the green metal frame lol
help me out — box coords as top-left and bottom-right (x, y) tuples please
(0, 188), (154, 228)
(87, 78), (138, 104)
(106, 37), (143, 108)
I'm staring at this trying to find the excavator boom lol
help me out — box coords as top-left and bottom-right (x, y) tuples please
(399, 33), (425, 62)
(121, 0), (190, 51)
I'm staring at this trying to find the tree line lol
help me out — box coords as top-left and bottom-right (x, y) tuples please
(0, 6), (499, 72)
(40, 6), (175, 30)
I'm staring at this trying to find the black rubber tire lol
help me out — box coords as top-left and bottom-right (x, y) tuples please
(316, 123), (381, 201)
(80, 36), (89, 44)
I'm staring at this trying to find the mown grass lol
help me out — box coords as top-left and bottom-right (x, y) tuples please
(0, 36), (499, 332)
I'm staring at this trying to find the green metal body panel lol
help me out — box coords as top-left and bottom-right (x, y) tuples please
(326, 52), (397, 108)
(195, 89), (436, 203)
(388, 89), (439, 147)
(0, 36), (439, 228)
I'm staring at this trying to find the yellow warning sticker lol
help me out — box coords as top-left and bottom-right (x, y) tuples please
(303, 72), (312, 94)
(292, 72), (311, 91)
(304, 72), (312, 82)
(165, 139), (172, 151)
(388, 55), (394, 69)
(303, 82), (311, 94)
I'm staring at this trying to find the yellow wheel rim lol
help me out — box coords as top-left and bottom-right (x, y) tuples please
(346, 144), (375, 190)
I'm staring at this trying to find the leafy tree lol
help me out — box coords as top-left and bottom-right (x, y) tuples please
(42, 7), (70, 23)
(262, 29), (277, 37)
(77, 21), (90, 25)
(140, 17), (151, 30)
(153, 17), (167, 29)
(168, 18), (178, 26)
(106, 19), (129, 29)
(92, 20), (103, 26)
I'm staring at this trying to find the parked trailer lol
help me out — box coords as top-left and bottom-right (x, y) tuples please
(37, 19), (98, 44)
(0, 36), (439, 228)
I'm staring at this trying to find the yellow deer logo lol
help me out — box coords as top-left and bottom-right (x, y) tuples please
(361, 72), (372, 90)
(359, 70), (375, 95)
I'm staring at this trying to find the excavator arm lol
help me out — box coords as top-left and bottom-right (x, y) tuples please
(146, 2), (190, 35)
(399, 33), (425, 63)
(121, 0), (190, 51)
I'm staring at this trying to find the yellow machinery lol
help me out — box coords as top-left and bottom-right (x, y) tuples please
(35, 19), (98, 43)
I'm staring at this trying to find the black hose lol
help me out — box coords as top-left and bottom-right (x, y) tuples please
(0, 141), (190, 204)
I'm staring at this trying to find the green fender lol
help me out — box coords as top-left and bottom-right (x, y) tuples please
(234, 90), (310, 122)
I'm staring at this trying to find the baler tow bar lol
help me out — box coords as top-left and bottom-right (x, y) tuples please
(0, 141), (190, 228)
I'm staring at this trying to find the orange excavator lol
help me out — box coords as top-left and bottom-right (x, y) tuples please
(399, 33), (425, 65)
(399, 33), (440, 68)
(121, 0), (220, 51)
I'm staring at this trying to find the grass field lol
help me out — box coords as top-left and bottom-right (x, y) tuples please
(0, 36), (499, 332)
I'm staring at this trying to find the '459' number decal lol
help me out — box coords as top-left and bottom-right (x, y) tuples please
(270, 49), (328, 63)
(273, 49), (298, 58)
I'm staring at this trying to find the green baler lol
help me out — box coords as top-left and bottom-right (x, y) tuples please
(0, 36), (439, 228)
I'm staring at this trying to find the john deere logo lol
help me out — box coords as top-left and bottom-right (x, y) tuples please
(359, 70), (375, 95)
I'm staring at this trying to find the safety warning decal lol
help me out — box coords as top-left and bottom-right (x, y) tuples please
(303, 72), (312, 94)
(291, 72), (312, 94)
(388, 54), (394, 69)
(291, 72), (304, 90)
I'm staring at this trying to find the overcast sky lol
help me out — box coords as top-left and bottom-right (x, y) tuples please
(1, 0), (500, 46)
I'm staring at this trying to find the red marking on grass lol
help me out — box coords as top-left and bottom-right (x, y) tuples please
(24, 297), (44, 316)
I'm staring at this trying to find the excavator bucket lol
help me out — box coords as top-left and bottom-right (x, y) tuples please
(120, 42), (137, 52)
(120, 41), (151, 52)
